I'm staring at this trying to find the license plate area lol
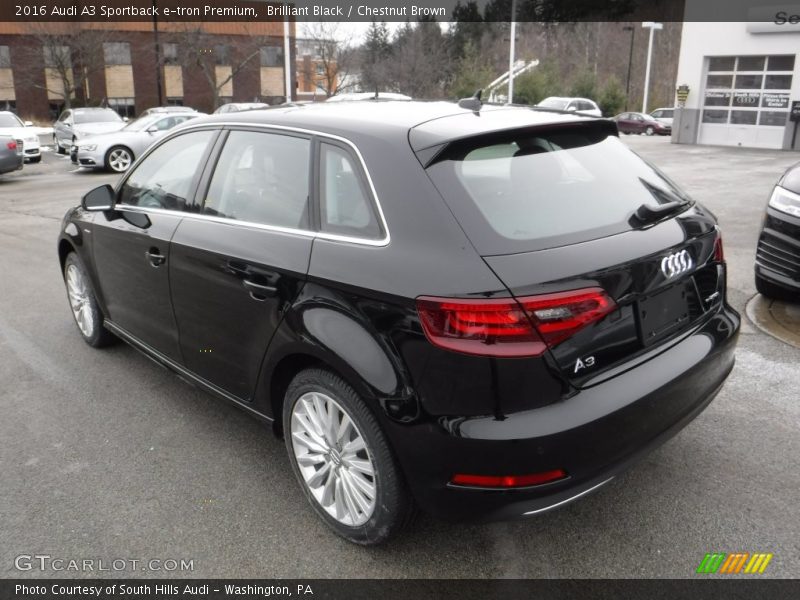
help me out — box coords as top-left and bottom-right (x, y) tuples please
(636, 281), (692, 347)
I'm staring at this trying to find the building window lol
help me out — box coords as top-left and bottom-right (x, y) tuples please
(702, 55), (793, 126)
(166, 97), (184, 106)
(0, 46), (10, 68)
(108, 97), (135, 118)
(260, 46), (283, 67)
(48, 102), (63, 120)
(104, 42), (131, 66)
(162, 43), (179, 65)
(1, 100), (16, 112)
(43, 45), (71, 68)
(214, 45), (229, 66)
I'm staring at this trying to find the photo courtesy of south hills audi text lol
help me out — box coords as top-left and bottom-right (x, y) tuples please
(14, 584), (315, 597)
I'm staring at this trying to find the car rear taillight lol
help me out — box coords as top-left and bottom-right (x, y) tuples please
(713, 232), (724, 263)
(451, 469), (568, 489)
(6, 141), (16, 150)
(416, 288), (615, 358)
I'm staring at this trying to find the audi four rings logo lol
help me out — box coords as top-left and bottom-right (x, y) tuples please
(661, 249), (693, 279)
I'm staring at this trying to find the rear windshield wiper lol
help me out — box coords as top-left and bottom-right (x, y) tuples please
(629, 199), (690, 228)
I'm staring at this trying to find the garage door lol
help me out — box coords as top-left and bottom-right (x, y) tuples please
(698, 55), (794, 149)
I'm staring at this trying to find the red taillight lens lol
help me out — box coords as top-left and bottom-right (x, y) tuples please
(713, 232), (724, 263)
(416, 288), (615, 357)
(451, 469), (568, 488)
(6, 141), (16, 150)
(416, 296), (546, 357)
(518, 288), (616, 348)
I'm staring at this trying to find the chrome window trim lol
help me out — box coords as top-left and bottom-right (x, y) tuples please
(116, 121), (391, 248)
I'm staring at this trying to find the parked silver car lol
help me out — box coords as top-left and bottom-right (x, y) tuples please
(139, 106), (198, 118)
(0, 111), (41, 163)
(53, 107), (125, 155)
(0, 134), (23, 175)
(72, 112), (202, 172)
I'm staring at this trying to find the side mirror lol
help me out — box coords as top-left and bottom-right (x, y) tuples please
(568, 106), (577, 112)
(146, 126), (158, 133)
(24, 120), (33, 127)
(82, 184), (115, 212)
(123, 117), (129, 122)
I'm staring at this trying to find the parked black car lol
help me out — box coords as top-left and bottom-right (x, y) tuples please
(755, 162), (800, 299)
(58, 101), (739, 544)
(0, 134), (23, 175)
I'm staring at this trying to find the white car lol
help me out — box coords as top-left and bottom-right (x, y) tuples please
(536, 97), (602, 117)
(650, 107), (675, 127)
(53, 107), (126, 155)
(0, 111), (41, 163)
(72, 112), (201, 172)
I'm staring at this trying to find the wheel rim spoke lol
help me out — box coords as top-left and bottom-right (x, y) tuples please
(65, 264), (93, 337)
(290, 390), (377, 527)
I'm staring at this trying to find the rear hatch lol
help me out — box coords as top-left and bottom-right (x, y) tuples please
(417, 114), (725, 387)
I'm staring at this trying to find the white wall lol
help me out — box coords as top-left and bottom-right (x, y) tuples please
(676, 22), (800, 109)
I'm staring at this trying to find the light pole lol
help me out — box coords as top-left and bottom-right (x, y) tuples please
(507, 0), (517, 104)
(641, 21), (662, 113)
(623, 25), (634, 111)
(152, 0), (163, 106)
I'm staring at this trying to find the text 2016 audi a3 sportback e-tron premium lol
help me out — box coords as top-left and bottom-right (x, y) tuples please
(58, 100), (739, 544)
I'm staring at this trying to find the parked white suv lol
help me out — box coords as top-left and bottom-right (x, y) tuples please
(536, 97), (602, 117)
(650, 107), (675, 127)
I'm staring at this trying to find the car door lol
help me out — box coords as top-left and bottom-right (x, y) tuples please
(169, 128), (314, 400)
(91, 129), (218, 361)
(55, 110), (71, 145)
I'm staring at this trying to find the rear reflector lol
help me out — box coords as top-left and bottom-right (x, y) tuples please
(416, 288), (615, 357)
(451, 469), (568, 488)
(6, 141), (16, 150)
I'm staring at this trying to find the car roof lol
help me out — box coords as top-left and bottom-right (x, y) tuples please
(74, 107), (116, 112)
(192, 100), (596, 150)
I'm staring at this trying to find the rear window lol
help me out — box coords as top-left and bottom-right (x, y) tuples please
(425, 124), (691, 255)
(75, 110), (122, 124)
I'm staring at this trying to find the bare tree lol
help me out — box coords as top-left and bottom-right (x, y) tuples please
(17, 24), (114, 109)
(300, 22), (357, 98)
(170, 24), (277, 109)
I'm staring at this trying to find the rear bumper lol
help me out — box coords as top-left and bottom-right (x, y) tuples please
(386, 304), (740, 521)
(0, 152), (23, 173)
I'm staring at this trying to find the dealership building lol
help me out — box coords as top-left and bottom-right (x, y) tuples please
(673, 20), (799, 150)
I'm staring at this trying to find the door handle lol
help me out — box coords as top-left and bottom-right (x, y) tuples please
(243, 279), (277, 300)
(145, 248), (166, 267)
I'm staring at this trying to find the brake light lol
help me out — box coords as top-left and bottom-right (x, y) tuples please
(6, 141), (16, 150)
(451, 469), (568, 488)
(416, 288), (615, 358)
(713, 232), (724, 263)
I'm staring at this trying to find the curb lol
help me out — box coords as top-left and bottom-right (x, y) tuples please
(745, 294), (800, 350)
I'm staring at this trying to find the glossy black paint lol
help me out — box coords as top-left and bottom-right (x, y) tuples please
(58, 101), (740, 521)
(755, 162), (800, 294)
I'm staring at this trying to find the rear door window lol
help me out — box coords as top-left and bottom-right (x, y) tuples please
(424, 124), (691, 255)
(202, 130), (311, 230)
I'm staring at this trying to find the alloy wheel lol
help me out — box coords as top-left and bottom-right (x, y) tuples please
(290, 391), (377, 527)
(65, 263), (94, 338)
(108, 148), (132, 172)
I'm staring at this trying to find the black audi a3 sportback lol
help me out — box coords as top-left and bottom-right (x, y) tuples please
(58, 100), (740, 544)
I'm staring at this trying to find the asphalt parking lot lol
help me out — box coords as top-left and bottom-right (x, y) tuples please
(0, 136), (798, 578)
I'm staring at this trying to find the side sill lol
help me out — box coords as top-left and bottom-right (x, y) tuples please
(103, 319), (274, 424)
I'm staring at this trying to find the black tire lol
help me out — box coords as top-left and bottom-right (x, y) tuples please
(755, 274), (795, 301)
(55, 135), (65, 155)
(63, 253), (115, 348)
(283, 368), (415, 545)
(645, 126), (655, 136)
(104, 145), (134, 173)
